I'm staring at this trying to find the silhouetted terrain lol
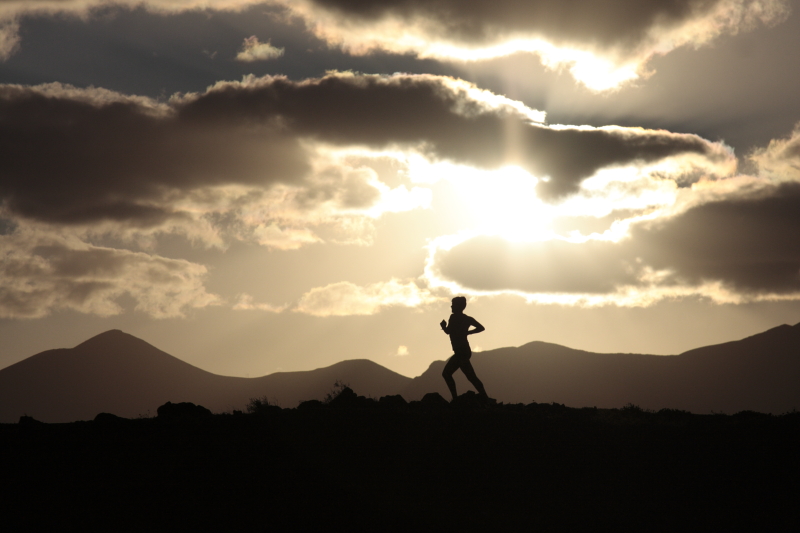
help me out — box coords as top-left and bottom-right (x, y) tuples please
(0, 330), (410, 422)
(2, 323), (799, 422)
(402, 322), (800, 413)
(2, 395), (799, 530)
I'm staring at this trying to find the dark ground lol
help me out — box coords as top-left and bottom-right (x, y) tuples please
(3, 391), (799, 531)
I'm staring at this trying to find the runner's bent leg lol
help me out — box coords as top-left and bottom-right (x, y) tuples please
(459, 359), (488, 398)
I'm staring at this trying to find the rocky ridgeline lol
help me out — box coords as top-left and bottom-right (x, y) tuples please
(300, 387), (493, 411)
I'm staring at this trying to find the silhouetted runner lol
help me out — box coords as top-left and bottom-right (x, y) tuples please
(440, 296), (488, 401)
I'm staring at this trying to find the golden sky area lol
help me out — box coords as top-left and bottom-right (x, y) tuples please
(2, 0), (800, 378)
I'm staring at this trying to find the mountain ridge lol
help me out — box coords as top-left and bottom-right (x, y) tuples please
(677, 321), (800, 357)
(399, 321), (800, 412)
(0, 330), (411, 422)
(2, 322), (799, 422)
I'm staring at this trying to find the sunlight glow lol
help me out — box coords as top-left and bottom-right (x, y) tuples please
(407, 159), (556, 242)
(361, 181), (432, 217)
(426, 39), (641, 92)
(449, 165), (553, 242)
(571, 167), (680, 213)
(319, 146), (726, 259)
(407, 158), (681, 244)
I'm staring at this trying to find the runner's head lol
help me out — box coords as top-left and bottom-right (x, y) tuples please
(451, 296), (467, 312)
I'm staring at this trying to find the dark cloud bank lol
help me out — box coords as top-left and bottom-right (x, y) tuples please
(309, 0), (737, 47)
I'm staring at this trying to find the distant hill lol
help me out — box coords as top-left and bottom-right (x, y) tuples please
(400, 322), (800, 414)
(2, 323), (799, 422)
(0, 330), (411, 423)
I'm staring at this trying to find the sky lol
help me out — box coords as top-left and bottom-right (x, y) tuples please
(2, 0), (800, 378)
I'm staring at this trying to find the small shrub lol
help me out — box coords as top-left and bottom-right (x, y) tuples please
(246, 396), (278, 414)
(323, 380), (350, 404)
(622, 403), (653, 414)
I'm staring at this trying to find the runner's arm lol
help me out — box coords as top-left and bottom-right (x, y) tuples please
(467, 317), (485, 335)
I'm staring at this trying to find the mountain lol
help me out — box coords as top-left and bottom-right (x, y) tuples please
(400, 322), (800, 414)
(2, 323), (799, 422)
(0, 330), (411, 423)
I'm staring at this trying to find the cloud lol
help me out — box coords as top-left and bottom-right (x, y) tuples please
(235, 36), (284, 62)
(0, 1), (787, 90)
(0, 72), (736, 318)
(0, 227), (220, 319)
(750, 123), (800, 182)
(0, 2), (258, 63)
(429, 178), (800, 305)
(232, 293), (287, 312)
(433, 235), (638, 295)
(274, 0), (790, 90)
(0, 19), (19, 60)
(631, 181), (800, 293)
(184, 73), (732, 201)
(231, 278), (442, 317)
(0, 76), (438, 250)
(0, 81), (308, 227)
(0, 73), (732, 252)
(416, 122), (800, 307)
(294, 278), (438, 316)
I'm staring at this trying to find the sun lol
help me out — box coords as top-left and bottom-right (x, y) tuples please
(451, 165), (555, 241)
(406, 159), (555, 242)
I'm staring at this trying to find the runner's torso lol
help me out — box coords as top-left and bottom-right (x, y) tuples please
(447, 313), (473, 354)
